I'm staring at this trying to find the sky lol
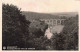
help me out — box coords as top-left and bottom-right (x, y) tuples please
(2, 0), (80, 13)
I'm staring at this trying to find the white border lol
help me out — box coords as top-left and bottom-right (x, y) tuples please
(0, 0), (80, 52)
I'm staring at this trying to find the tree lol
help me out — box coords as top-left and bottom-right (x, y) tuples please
(59, 15), (78, 50)
(2, 4), (30, 48)
(50, 33), (65, 50)
(27, 20), (48, 49)
(28, 20), (48, 38)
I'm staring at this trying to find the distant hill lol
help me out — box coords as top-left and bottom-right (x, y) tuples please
(51, 12), (78, 17)
(21, 11), (78, 20)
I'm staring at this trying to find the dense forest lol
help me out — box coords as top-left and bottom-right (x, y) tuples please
(2, 4), (78, 50)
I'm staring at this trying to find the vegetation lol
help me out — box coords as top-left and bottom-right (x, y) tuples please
(2, 4), (48, 49)
(2, 4), (78, 50)
(2, 4), (30, 48)
(50, 15), (78, 50)
(61, 15), (78, 50)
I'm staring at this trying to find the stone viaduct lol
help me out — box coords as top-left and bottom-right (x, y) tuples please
(40, 19), (66, 33)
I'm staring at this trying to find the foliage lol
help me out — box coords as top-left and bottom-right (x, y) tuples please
(2, 4), (30, 48)
(28, 20), (48, 38)
(62, 15), (78, 50)
(27, 20), (48, 49)
(50, 33), (65, 50)
(50, 15), (78, 50)
(2, 4), (78, 50)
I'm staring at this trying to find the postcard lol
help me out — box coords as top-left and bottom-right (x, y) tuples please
(0, 0), (80, 52)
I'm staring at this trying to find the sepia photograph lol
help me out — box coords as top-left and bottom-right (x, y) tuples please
(1, 0), (80, 51)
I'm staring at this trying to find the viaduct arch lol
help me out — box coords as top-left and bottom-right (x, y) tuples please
(40, 19), (66, 33)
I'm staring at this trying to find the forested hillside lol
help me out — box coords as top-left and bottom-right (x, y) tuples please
(2, 4), (48, 49)
(2, 4), (78, 50)
(56, 15), (78, 50)
(62, 15), (78, 34)
(2, 4), (30, 48)
(49, 15), (78, 50)
(22, 11), (67, 20)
